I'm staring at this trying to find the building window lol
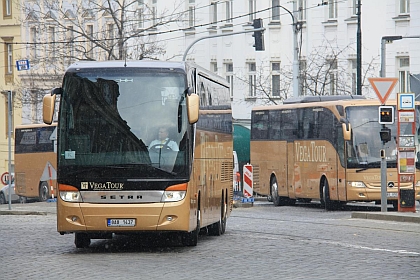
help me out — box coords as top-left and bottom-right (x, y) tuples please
(4, 0), (12, 16)
(225, 0), (233, 23)
(86, 25), (94, 59)
(399, 0), (410, 14)
(138, 9), (144, 29)
(248, 62), (257, 97)
(6, 43), (13, 74)
(211, 61), (218, 73)
(211, 2), (217, 25)
(271, 0), (280, 22)
(299, 59), (307, 96)
(271, 62), (281, 97)
(328, 0), (337, 19)
(225, 63), (233, 98)
(327, 59), (338, 95)
(188, 6), (195, 27)
(349, 59), (357, 95)
(48, 26), (56, 60)
(66, 26), (74, 65)
(249, 0), (256, 22)
(399, 57), (410, 92)
(30, 27), (37, 59)
(298, 0), (307, 21)
(152, 0), (157, 26)
(351, 0), (358, 16)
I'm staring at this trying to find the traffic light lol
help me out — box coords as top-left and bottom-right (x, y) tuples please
(252, 18), (265, 51)
(378, 106), (394, 124)
(379, 128), (391, 143)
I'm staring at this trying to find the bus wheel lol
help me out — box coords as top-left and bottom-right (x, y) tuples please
(391, 200), (398, 210)
(182, 208), (200, 246)
(208, 196), (227, 236)
(0, 193), (6, 204)
(321, 179), (334, 211)
(75, 233), (91, 248)
(271, 177), (281, 206)
(39, 182), (49, 202)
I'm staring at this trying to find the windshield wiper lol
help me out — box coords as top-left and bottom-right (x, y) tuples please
(355, 161), (381, 172)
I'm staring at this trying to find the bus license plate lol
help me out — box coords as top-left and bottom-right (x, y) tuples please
(387, 192), (398, 198)
(107, 219), (136, 227)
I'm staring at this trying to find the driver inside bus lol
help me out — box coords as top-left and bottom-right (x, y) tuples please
(148, 127), (179, 151)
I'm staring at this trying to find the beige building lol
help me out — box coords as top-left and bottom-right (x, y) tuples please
(0, 0), (23, 178)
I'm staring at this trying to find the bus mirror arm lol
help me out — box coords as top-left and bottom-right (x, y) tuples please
(51, 87), (63, 95)
(184, 87), (194, 96)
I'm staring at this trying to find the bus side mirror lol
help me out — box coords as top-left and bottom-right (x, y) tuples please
(43, 93), (56, 125)
(187, 93), (199, 124)
(340, 117), (352, 141)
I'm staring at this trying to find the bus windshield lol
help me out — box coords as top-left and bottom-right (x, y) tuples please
(346, 105), (420, 169)
(58, 67), (190, 180)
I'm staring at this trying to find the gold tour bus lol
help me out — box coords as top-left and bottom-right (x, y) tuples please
(250, 95), (420, 210)
(14, 123), (57, 202)
(43, 60), (233, 248)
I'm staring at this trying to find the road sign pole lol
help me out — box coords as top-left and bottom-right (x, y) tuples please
(380, 136), (387, 212)
(7, 90), (12, 210)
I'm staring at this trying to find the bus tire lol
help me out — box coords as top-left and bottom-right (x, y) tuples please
(208, 195), (227, 236)
(271, 177), (280, 206)
(39, 181), (49, 202)
(321, 179), (334, 211)
(0, 192), (6, 204)
(182, 207), (200, 246)
(75, 233), (91, 248)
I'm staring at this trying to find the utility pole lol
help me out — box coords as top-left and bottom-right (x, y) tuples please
(356, 0), (362, 95)
(292, 0), (299, 97)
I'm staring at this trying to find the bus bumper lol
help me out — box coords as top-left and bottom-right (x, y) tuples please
(56, 198), (191, 233)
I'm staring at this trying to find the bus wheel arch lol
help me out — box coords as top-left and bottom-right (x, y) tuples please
(39, 181), (49, 202)
(182, 191), (200, 246)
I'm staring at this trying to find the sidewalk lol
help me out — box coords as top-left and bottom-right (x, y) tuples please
(0, 201), (57, 215)
(236, 196), (420, 224)
(1, 199), (419, 224)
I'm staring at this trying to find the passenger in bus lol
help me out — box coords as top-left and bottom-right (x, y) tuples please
(148, 127), (179, 151)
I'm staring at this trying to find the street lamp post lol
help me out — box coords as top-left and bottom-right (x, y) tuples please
(1, 90), (13, 210)
(276, 2), (300, 98)
(380, 35), (420, 78)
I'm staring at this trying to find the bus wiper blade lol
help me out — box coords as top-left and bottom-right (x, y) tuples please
(356, 167), (369, 173)
(355, 161), (381, 172)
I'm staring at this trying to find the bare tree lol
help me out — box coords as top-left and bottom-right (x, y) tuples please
(15, 0), (186, 123)
(236, 40), (379, 105)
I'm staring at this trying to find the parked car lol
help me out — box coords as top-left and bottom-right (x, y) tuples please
(0, 184), (23, 204)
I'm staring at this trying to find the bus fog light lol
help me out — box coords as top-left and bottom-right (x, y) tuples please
(60, 191), (82, 202)
(167, 216), (173, 221)
(71, 216), (78, 222)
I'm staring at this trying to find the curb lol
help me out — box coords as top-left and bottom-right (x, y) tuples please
(0, 210), (47, 216)
(351, 212), (420, 224)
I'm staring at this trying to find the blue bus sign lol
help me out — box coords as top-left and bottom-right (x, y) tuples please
(16, 60), (30, 71)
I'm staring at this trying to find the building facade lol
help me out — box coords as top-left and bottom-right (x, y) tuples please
(17, 0), (420, 122)
(0, 0), (23, 177)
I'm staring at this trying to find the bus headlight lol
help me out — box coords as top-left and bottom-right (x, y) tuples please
(350, 181), (366, 188)
(161, 191), (186, 202)
(161, 183), (187, 202)
(59, 191), (82, 202)
(58, 184), (82, 202)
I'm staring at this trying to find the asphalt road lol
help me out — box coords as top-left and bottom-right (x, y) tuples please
(0, 200), (419, 279)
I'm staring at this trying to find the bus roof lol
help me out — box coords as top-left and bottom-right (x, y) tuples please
(66, 60), (188, 71)
(15, 123), (57, 129)
(252, 97), (406, 111)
